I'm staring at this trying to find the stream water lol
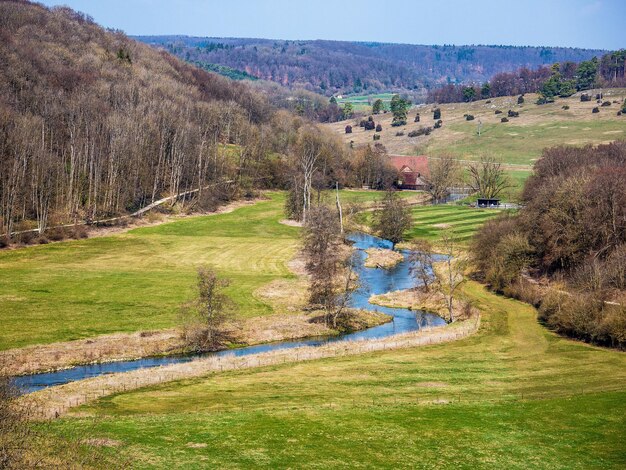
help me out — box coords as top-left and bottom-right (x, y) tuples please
(14, 232), (445, 393)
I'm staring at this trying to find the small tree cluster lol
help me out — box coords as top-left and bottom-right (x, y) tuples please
(408, 127), (432, 137)
(372, 99), (384, 114)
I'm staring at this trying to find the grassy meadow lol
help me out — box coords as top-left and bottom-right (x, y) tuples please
(0, 190), (417, 350)
(45, 281), (626, 468)
(325, 89), (626, 167)
(336, 93), (396, 113)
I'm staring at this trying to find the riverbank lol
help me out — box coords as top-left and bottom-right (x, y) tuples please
(21, 314), (479, 420)
(1, 309), (390, 377)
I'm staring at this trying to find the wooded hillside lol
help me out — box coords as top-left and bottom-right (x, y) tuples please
(136, 36), (604, 97)
(0, 1), (331, 239)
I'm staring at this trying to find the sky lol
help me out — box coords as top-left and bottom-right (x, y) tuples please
(38, 0), (624, 50)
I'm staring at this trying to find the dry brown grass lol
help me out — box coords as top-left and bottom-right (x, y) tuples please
(21, 314), (480, 420)
(364, 248), (404, 269)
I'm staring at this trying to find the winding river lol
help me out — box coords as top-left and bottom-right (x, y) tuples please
(14, 232), (445, 393)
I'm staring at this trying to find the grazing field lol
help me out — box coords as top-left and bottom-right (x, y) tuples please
(45, 281), (626, 468)
(326, 89), (626, 166)
(0, 191), (421, 351)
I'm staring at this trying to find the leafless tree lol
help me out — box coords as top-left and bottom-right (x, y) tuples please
(427, 155), (460, 203)
(437, 229), (467, 322)
(467, 156), (511, 200)
(409, 239), (436, 292)
(180, 266), (236, 351)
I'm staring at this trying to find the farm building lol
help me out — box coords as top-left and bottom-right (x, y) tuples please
(389, 155), (430, 190)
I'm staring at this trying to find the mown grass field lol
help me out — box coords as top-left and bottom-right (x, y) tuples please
(45, 281), (626, 468)
(357, 203), (503, 245)
(326, 89), (626, 166)
(0, 191), (417, 350)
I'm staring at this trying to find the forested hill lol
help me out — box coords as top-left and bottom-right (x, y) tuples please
(136, 35), (604, 96)
(0, 1), (302, 238)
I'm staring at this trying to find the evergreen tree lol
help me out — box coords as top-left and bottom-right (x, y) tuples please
(390, 94), (410, 126)
(372, 99), (384, 114)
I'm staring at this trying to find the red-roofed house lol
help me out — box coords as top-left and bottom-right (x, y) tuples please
(389, 155), (430, 190)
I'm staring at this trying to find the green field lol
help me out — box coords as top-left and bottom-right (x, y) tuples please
(0, 191), (416, 350)
(337, 93), (396, 112)
(45, 281), (626, 468)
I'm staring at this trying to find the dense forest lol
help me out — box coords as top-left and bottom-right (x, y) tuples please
(0, 0), (366, 241)
(136, 35), (603, 97)
(428, 50), (626, 103)
(472, 142), (626, 348)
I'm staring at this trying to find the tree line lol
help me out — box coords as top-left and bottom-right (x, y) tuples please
(472, 141), (626, 348)
(427, 50), (626, 104)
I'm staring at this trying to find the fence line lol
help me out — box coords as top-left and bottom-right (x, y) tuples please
(24, 315), (481, 420)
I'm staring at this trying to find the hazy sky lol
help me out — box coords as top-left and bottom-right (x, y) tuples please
(39, 0), (624, 50)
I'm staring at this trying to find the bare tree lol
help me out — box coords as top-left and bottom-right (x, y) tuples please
(427, 155), (460, 203)
(303, 205), (350, 327)
(467, 156), (511, 200)
(296, 127), (324, 223)
(180, 266), (236, 351)
(373, 190), (413, 248)
(409, 239), (436, 292)
(437, 229), (467, 322)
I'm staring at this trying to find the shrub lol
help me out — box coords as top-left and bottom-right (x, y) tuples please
(359, 119), (367, 128)
(345, 125), (352, 134)
(375, 124), (382, 132)
(373, 134), (381, 140)
(507, 110), (519, 117)
(390, 120), (406, 127)
(501, 117), (509, 122)
(595, 93), (602, 100)
(17, 231), (36, 245)
(368, 115), (374, 122)
(619, 111), (623, 116)
(395, 131), (404, 136)
(433, 108), (441, 120)
(407, 127), (432, 137)
(562, 105), (570, 110)
(517, 95), (524, 104)
(494, 109), (502, 114)
(580, 93), (591, 102)
(434, 119), (442, 129)
(601, 101), (611, 107)
(0, 236), (8, 249)
(465, 114), (475, 121)
(414, 113), (420, 122)
(364, 120), (376, 130)
(485, 100), (491, 104)
(72, 225), (89, 239)
(592, 107), (599, 113)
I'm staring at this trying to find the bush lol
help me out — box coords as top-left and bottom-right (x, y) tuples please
(368, 115), (374, 122)
(465, 114), (475, 121)
(359, 119), (367, 128)
(485, 100), (491, 104)
(407, 127), (432, 137)
(601, 101), (611, 107)
(494, 109), (502, 114)
(501, 117), (509, 122)
(562, 105), (570, 110)
(390, 119), (406, 127)
(373, 134), (381, 140)
(345, 125), (352, 134)
(596, 93), (602, 100)
(433, 108), (441, 120)
(414, 113), (420, 122)
(434, 119), (442, 129)
(592, 107), (600, 113)
(395, 131), (404, 136)
(0, 236), (8, 249)
(375, 124), (382, 132)
(72, 225), (89, 239)
(507, 110), (519, 117)
(364, 120), (376, 130)
(517, 95), (524, 104)
(580, 93), (591, 102)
